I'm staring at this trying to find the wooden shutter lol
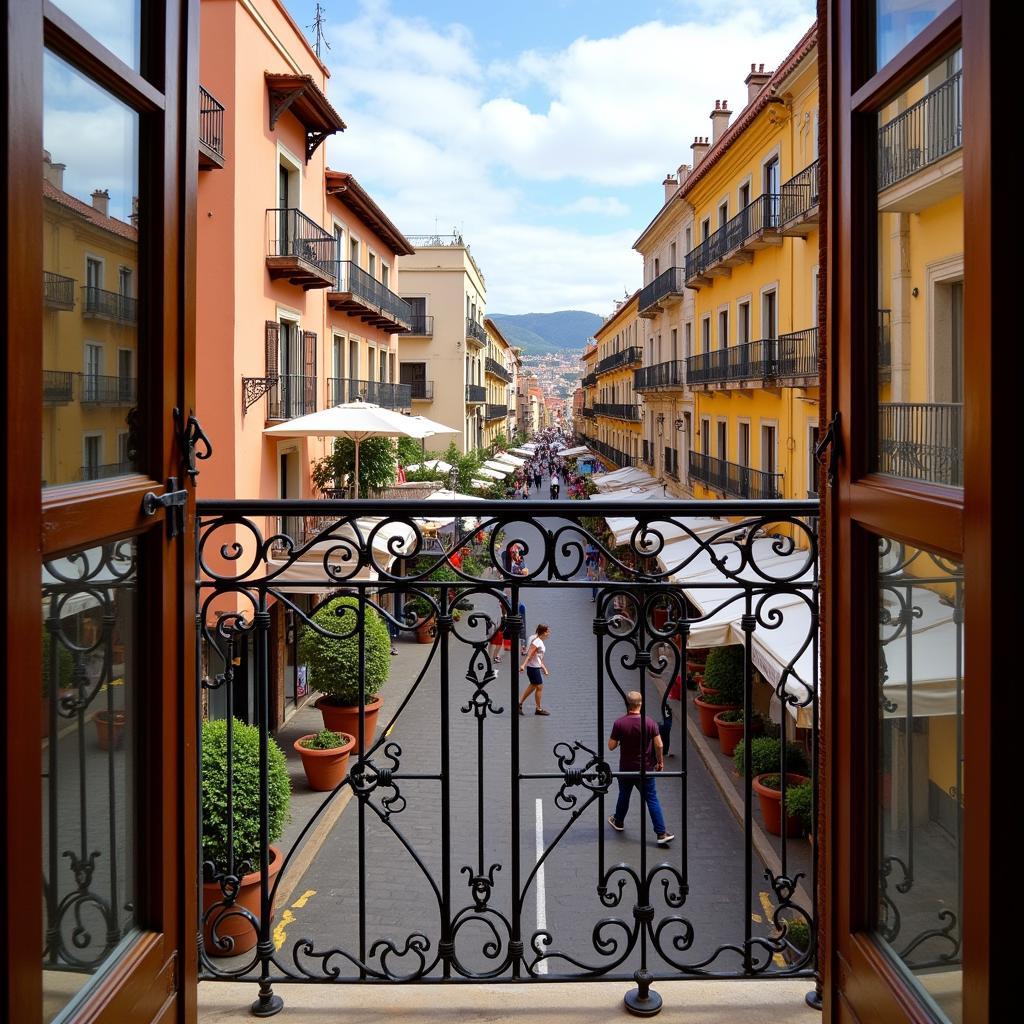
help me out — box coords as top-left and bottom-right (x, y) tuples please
(265, 320), (280, 378)
(303, 330), (317, 413)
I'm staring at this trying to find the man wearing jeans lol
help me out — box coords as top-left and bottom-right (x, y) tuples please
(607, 691), (674, 844)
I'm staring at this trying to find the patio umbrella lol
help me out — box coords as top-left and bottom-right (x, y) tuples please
(264, 400), (435, 498)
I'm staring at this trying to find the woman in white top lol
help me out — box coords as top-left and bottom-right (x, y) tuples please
(518, 624), (551, 716)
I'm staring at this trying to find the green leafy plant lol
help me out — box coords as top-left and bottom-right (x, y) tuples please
(716, 708), (760, 725)
(785, 917), (811, 953)
(311, 437), (398, 498)
(396, 436), (423, 466)
(42, 627), (75, 697)
(201, 718), (290, 868)
(298, 729), (351, 751)
(298, 596), (391, 706)
(733, 736), (810, 777)
(785, 780), (814, 834)
(702, 645), (745, 705)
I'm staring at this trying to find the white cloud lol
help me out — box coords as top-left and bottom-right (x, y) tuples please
(560, 196), (631, 217)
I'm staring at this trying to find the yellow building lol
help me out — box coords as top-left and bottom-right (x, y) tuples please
(482, 317), (516, 447)
(677, 26), (820, 506)
(591, 292), (643, 469)
(43, 152), (139, 488)
(577, 343), (598, 446)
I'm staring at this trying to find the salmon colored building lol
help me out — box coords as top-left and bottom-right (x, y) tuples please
(196, 0), (414, 726)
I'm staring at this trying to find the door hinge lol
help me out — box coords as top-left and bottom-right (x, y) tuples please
(142, 477), (188, 538)
(814, 411), (842, 488)
(175, 407), (213, 482)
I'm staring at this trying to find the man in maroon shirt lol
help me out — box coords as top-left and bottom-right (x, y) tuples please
(607, 690), (674, 844)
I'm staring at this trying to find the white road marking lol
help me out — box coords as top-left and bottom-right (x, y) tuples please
(535, 797), (548, 975)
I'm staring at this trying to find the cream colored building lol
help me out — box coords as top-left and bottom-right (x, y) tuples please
(482, 317), (516, 446)
(397, 236), (488, 452)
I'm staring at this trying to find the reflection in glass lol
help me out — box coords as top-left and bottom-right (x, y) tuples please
(875, 538), (963, 1024)
(43, 51), (140, 488)
(875, 50), (962, 488)
(876, 1), (955, 70)
(50, 0), (141, 72)
(42, 539), (138, 1022)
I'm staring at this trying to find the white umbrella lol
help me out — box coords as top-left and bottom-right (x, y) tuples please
(493, 452), (526, 467)
(264, 401), (432, 498)
(482, 460), (513, 476)
(405, 415), (460, 438)
(476, 467), (506, 480)
(407, 459), (453, 474)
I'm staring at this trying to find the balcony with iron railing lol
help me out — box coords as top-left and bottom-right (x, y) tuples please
(405, 314), (434, 336)
(265, 208), (336, 289)
(686, 329), (818, 388)
(43, 369), (74, 404)
(78, 374), (137, 405)
(779, 160), (820, 236)
(588, 436), (636, 468)
(688, 450), (784, 499)
(80, 460), (135, 481)
(485, 357), (513, 383)
(82, 286), (137, 324)
(878, 401), (963, 487)
(466, 384), (486, 404)
(595, 346), (643, 377)
(485, 403), (508, 421)
(582, 372), (598, 389)
(199, 84), (225, 169)
(407, 379), (434, 401)
(43, 271), (76, 310)
(593, 402), (642, 422)
(267, 374), (317, 421)
(684, 194), (781, 288)
(638, 267), (687, 317)
(580, 406), (595, 419)
(466, 318), (487, 346)
(328, 262), (413, 333)
(328, 377), (412, 410)
(634, 360), (686, 392)
(878, 70), (962, 202)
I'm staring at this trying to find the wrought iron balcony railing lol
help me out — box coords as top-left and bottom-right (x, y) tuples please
(634, 360), (686, 391)
(878, 70), (962, 191)
(406, 314), (434, 336)
(485, 403), (508, 421)
(466, 384), (486, 403)
(582, 372), (598, 389)
(485, 357), (513, 383)
(199, 84), (225, 168)
(267, 373), (317, 421)
(780, 160), (820, 228)
(641, 439), (654, 466)
(329, 377), (412, 410)
(330, 261), (413, 332)
(43, 369), (74, 404)
(408, 379), (434, 400)
(466, 318), (487, 345)
(595, 346), (643, 377)
(580, 406), (595, 419)
(878, 401), (963, 487)
(43, 271), (76, 310)
(588, 436), (635, 468)
(195, 496), (819, 1015)
(78, 374), (137, 405)
(684, 193), (780, 284)
(80, 460), (135, 481)
(688, 450), (784, 500)
(593, 402), (641, 422)
(265, 208), (336, 287)
(82, 286), (137, 324)
(638, 267), (686, 316)
(686, 329), (818, 387)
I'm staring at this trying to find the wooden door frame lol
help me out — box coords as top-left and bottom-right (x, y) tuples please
(1, 1), (199, 1021)
(825, 1), (1007, 1020)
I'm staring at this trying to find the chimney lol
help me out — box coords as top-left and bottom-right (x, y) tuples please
(42, 150), (65, 190)
(662, 173), (678, 203)
(710, 99), (732, 144)
(690, 136), (709, 166)
(745, 63), (772, 104)
(91, 189), (110, 217)
(676, 162), (691, 185)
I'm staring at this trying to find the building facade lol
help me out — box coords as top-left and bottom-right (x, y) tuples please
(482, 317), (516, 447)
(397, 236), (488, 453)
(591, 292), (643, 469)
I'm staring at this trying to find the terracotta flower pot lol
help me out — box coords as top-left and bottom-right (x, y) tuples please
(694, 696), (740, 738)
(416, 619), (436, 644)
(315, 694), (383, 754)
(714, 711), (763, 757)
(294, 732), (355, 791)
(93, 709), (126, 751)
(698, 682), (719, 701)
(202, 845), (283, 957)
(753, 773), (811, 837)
(652, 606), (669, 629)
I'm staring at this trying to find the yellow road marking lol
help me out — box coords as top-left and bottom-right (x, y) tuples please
(759, 891), (789, 967)
(751, 913), (762, 923)
(273, 909), (294, 951)
(291, 889), (316, 909)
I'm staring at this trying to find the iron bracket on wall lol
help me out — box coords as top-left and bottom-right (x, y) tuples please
(242, 377), (278, 414)
(142, 477), (187, 538)
(175, 407), (212, 482)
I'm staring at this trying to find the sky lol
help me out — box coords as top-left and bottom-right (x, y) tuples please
(285, 0), (817, 317)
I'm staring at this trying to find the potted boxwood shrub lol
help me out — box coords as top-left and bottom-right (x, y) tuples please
(713, 708), (763, 757)
(733, 736), (811, 837)
(694, 645), (744, 737)
(785, 779), (814, 842)
(404, 596), (436, 644)
(93, 709), (127, 751)
(300, 595), (391, 752)
(294, 729), (355, 791)
(201, 718), (290, 957)
(782, 917), (812, 965)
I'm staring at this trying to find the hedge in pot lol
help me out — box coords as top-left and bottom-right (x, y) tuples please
(733, 737), (811, 837)
(782, 917), (812, 965)
(300, 595), (391, 752)
(694, 645), (744, 737)
(713, 708), (763, 758)
(785, 779), (814, 840)
(294, 729), (355, 791)
(201, 717), (291, 957)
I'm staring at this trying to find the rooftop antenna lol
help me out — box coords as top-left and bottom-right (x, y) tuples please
(309, 3), (331, 60)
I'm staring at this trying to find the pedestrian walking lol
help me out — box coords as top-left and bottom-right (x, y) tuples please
(518, 624), (551, 715)
(550, 472), (560, 500)
(534, 469), (542, 492)
(606, 691), (674, 844)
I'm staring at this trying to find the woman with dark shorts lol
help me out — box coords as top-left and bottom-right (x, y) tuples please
(518, 624), (551, 715)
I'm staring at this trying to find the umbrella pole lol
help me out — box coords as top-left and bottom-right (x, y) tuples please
(354, 437), (360, 499)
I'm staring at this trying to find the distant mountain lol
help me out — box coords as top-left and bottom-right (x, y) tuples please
(489, 310), (603, 355)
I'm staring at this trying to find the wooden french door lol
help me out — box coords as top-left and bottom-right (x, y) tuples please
(2, 2), (198, 1022)
(826, 2), (1004, 1021)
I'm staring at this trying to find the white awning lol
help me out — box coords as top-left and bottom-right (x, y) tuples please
(605, 515), (724, 547)
(594, 483), (667, 503)
(493, 452), (526, 467)
(481, 461), (512, 476)
(476, 467), (506, 480)
(592, 467), (657, 491)
(509, 447), (535, 456)
(470, 478), (492, 490)
(406, 459), (453, 474)
(560, 445), (589, 458)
